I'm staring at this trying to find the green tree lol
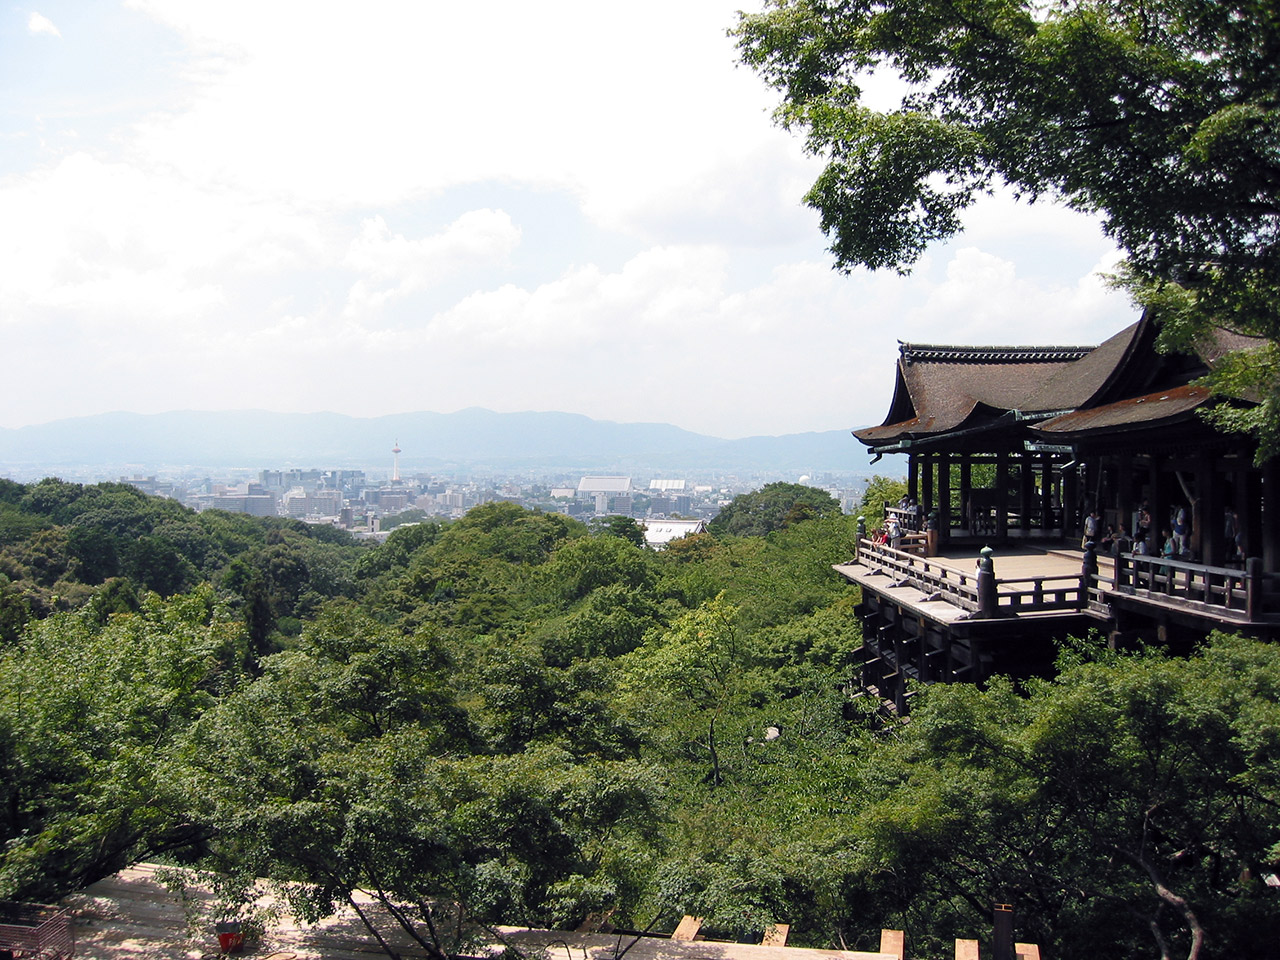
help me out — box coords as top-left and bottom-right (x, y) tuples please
(843, 635), (1280, 959)
(708, 483), (841, 537)
(858, 475), (908, 527)
(0, 588), (246, 899)
(597, 515), (647, 548)
(736, 0), (1280, 458)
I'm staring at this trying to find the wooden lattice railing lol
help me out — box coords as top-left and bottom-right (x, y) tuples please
(0, 902), (74, 960)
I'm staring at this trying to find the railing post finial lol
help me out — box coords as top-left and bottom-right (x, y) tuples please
(977, 546), (998, 618)
(855, 516), (866, 561)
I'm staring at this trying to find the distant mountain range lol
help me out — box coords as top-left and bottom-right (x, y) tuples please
(0, 408), (898, 478)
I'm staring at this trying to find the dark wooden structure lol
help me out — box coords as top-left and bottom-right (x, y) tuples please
(841, 313), (1280, 701)
(0, 902), (74, 959)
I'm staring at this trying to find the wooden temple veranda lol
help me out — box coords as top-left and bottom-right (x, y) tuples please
(836, 313), (1280, 707)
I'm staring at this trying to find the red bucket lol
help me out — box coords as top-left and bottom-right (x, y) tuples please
(215, 921), (244, 953)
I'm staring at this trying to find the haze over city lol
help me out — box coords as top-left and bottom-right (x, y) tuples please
(4, 1), (1136, 439)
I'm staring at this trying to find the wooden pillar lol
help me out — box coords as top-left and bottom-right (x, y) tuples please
(1039, 453), (1053, 533)
(938, 451), (952, 546)
(1116, 453), (1132, 536)
(960, 457), (972, 534)
(922, 453), (934, 521)
(1148, 454), (1165, 556)
(1199, 453), (1224, 566)
(907, 456), (919, 505)
(996, 451), (1009, 539)
(1063, 460), (1079, 539)
(1239, 460), (1261, 560)
(1019, 451), (1033, 533)
(1265, 458), (1280, 571)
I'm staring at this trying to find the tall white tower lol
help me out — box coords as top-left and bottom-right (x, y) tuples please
(392, 440), (401, 483)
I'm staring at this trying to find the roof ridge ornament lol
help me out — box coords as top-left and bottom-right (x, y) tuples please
(899, 343), (1095, 364)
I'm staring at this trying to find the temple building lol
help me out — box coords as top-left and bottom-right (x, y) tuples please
(836, 311), (1279, 707)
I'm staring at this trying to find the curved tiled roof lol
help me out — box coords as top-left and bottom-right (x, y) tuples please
(1033, 384), (1213, 436)
(854, 342), (1100, 445)
(852, 313), (1264, 449)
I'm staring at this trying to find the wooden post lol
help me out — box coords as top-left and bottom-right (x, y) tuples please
(977, 546), (998, 618)
(996, 452), (1009, 540)
(1148, 454), (1164, 557)
(1199, 454), (1224, 566)
(1265, 458), (1280, 571)
(1080, 538), (1098, 608)
(1116, 452), (1132, 538)
(960, 456), (972, 535)
(1244, 463), (1263, 561)
(938, 451), (952, 547)
(908, 456), (919, 506)
(993, 903), (1014, 960)
(1063, 459), (1079, 538)
(879, 929), (905, 960)
(1019, 451), (1033, 534)
(922, 453), (935, 525)
(1246, 556), (1263, 622)
(1039, 453), (1053, 532)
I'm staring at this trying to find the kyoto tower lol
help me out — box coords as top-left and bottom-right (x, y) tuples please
(391, 439), (401, 482)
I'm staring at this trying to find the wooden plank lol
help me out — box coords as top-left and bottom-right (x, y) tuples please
(762, 923), (790, 946)
(879, 928), (905, 960)
(1015, 945), (1040, 960)
(955, 939), (980, 960)
(671, 916), (704, 941)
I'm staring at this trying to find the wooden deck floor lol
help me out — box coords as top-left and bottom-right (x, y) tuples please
(64, 865), (898, 960)
(914, 544), (1110, 584)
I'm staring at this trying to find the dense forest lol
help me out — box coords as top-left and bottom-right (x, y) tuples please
(1, 477), (1277, 960)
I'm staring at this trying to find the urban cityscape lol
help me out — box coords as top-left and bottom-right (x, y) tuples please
(107, 440), (873, 547)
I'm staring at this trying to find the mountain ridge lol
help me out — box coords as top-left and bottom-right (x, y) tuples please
(0, 409), (891, 475)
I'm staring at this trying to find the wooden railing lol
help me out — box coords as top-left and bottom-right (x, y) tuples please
(992, 572), (1085, 613)
(858, 538), (980, 611)
(1112, 553), (1273, 620)
(858, 539), (1090, 616)
(855, 539), (1277, 623)
(884, 503), (924, 532)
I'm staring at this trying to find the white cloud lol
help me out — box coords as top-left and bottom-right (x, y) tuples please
(27, 12), (61, 37)
(117, 1), (813, 239)
(0, 0), (1141, 437)
(343, 210), (521, 314)
(0, 153), (324, 329)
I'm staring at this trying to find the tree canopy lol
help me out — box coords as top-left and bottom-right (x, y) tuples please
(736, 0), (1280, 458)
(708, 482), (842, 537)
(5, 484), (1280, 958)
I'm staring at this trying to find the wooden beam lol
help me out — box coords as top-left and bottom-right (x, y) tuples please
(761, 924), (789, 946)
(879, 929), (905, 960)
(955, 939), (980, 960)
(671, 916), (703, 941)
(1015, 945), (1042, 960)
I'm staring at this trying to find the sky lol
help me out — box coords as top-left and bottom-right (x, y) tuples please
(1, 1), (1138, 439)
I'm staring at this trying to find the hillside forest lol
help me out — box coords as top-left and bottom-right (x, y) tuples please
(1, 477), (1278, 960)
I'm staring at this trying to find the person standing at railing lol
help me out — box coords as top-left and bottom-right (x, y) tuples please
(1172, 505), (1188, 557)
(1083, 509), (1100, 550)
(887, 515), (902, 550)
